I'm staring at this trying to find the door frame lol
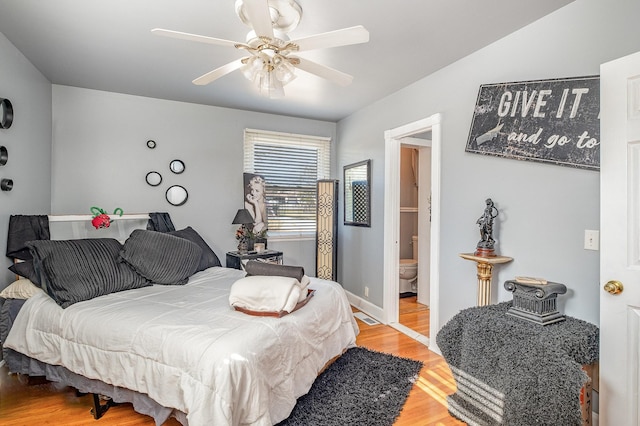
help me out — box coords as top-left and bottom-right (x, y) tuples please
(383, 113), (442, 354)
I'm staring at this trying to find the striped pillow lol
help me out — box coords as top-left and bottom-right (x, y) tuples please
(27, 238), (150, 308)
(119, 229), (202, 285)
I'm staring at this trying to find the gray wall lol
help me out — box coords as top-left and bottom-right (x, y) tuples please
(51, 86), (335, 273)
(336, 0), (640, 328)
(0, 33), (52, 288)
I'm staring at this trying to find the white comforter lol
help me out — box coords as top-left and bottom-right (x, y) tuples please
(5, 267), (359, 425)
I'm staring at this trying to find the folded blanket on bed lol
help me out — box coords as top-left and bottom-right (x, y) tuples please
(298, 275), (310, 293)
(230, 275), (305, 313)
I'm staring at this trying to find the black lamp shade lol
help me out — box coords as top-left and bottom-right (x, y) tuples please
(232, 208), (254, 225)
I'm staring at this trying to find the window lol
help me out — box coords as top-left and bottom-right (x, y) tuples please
(244, 128), (331, 238)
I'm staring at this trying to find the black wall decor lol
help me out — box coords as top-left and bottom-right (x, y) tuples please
(145, 171), (162, 186)
(465, 76), (600, 170)
(1, 98), (13, 190)
(0, 146), (7, 166)
(166, 185), (188, 206)
(170, 159), (185, 174)
(1, 178), (13, 191)
(0, 98), (14, 129)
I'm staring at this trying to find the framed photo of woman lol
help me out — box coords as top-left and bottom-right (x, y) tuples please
(243, 172), (268, 234)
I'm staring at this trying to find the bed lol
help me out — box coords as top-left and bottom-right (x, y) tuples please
(1, 214), (359, 425)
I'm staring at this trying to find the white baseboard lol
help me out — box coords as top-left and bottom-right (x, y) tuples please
(389, 322), (430, 347)
(345, 290), (386, 324)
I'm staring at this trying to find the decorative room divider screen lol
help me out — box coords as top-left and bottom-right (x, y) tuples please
(316, 180), (338, 280)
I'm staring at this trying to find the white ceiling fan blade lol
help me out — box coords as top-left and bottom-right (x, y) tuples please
(242, 0), (274, 39)
(193, 58), (245, 85)
(293, 57), (354, 87)
(151, 28), (239, 48)
(290, 26), (369, 52)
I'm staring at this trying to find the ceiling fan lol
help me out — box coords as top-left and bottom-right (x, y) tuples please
(152, 0), (369, 97)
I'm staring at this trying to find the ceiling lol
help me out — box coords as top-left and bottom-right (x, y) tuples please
(0, 0), (575, 122)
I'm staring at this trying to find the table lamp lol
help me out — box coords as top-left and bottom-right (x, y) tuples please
(232, 208), (254, 252)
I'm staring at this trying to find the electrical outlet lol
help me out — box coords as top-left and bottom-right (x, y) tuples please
(364, 286), (369, 298)
(584, 230), (599, 250)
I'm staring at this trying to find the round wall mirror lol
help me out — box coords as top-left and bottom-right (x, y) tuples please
(147, 140), (156, 149)
(145, 171), (162, 186)
(169, 159), (185, 174)
(0, 146), (7, 166)
(166, 185), (188, 206)
(1, 178), (13, 191)
(0, 98), (13, 129)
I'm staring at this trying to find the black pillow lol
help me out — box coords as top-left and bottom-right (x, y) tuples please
(244, 260), (305, 282)
(119, 229), (202, 285)
(168, 226), (221, 271)
(27, 238), (150, 309)
(8, 260), (40, 287)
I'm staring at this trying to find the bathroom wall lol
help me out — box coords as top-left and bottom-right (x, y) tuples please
(399, 147), (418, 259)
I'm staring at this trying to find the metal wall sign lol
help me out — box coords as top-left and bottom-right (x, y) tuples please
(465, 76), (600, 170)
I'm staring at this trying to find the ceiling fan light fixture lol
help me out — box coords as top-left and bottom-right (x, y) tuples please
(153, 0), (368, 95)
(240, 56), (264, 80)
(275, 59), (296, 84)
(257, 69), (285, 98)
(240, 50), (296, 97)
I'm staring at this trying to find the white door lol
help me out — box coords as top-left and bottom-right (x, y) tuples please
(600, 50), (640, 425)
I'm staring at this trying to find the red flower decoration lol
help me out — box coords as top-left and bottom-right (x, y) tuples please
(91, 213), (112, 229)
(90, 206), (123, 229)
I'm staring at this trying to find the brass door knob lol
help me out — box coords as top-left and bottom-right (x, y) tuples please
(604, 280), (624, 295)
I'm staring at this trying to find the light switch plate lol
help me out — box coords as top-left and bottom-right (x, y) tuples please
(584, 230), (599, 250)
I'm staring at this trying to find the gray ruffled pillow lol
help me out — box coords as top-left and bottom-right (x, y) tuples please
(27, 238), (150, 308)
(119, 229), (202, 285)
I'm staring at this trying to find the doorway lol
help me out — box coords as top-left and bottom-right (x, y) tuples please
(398, 143), (431, 336)
(383, 114), (441, 353)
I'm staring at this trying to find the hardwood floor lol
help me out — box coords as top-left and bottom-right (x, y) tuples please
(0, 307), (463, 426)
(399, 295), (430, 337)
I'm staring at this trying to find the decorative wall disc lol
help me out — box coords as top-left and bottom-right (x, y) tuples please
(0, 146), (7, 166)
(1, 178), (13, 191)
(0, 98), (14, 129)
(166, 185), (188, 206)
(145, 171), (162, 186)
(169, 159), (185, 174)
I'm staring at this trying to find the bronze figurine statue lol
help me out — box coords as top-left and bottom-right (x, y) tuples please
(475, 198), (499, 256)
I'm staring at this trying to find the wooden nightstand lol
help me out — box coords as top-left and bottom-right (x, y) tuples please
(226, 250), (283, 270)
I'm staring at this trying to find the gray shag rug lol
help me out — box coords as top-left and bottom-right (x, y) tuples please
(436, 302), (599, 426)
(277, 347), (423, 426)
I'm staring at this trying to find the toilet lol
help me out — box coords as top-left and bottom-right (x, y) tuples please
(399, 235), (418, 294)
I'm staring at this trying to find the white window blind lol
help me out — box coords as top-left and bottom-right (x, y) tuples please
(244, 128), (331, 238)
